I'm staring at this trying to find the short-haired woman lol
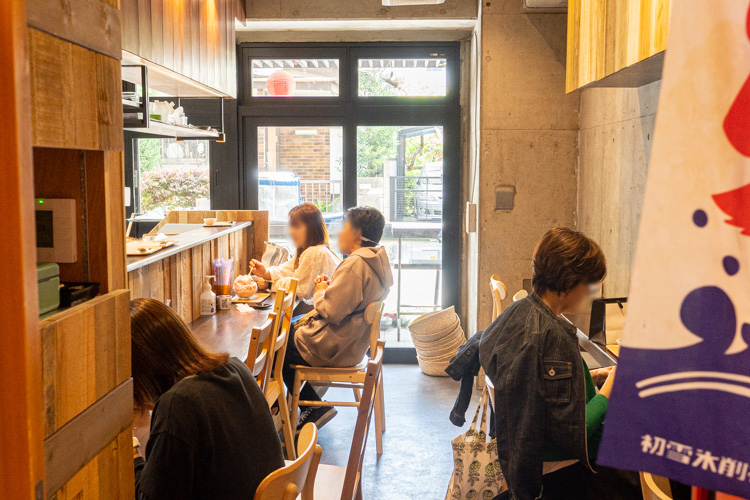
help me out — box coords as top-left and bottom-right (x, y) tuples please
(480, 228), (638, 500)
(131, 298), (284, 500)
(250, 203), (339, 303)
(283, 206), (394, 430)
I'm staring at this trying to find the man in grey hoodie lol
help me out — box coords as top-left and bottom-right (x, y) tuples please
(283, 206), (394, 431)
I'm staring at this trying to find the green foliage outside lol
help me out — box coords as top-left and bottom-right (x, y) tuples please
(141, 167), (209, 213)
(138, 139), (209, 213)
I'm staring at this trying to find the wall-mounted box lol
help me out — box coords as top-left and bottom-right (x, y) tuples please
(36, 198), (77, 263)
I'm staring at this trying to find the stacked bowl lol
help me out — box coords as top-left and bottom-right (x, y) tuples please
(409, 306), (466, 376)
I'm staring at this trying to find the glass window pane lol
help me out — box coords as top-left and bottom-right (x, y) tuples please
(356, 126), (444, 347)
(258, 126), (344, 246)
(137, 138), (210, 215)
(251, 59), (340, 97)
(358, 58), (447, 97)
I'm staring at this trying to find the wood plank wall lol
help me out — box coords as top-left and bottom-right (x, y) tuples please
(566, 0), (671, 92)
(121, 0), (238, 97)
(28, 29), (123, 150)
(25, 0), (131, 495)
(40, 290), (133, 498)
(128, 224), (255, 323)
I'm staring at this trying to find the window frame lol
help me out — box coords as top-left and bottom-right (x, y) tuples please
(235, 42), (462, 325)
(240, 46), (349, 105)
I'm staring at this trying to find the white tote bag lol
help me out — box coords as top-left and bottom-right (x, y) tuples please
(445, 388), (506, 500)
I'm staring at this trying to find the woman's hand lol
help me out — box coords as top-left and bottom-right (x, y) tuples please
(314, 274), (331, 292)
(598, 366), (617, 399)
(249, 259), (271, 280)
(590, 366), (614, 387)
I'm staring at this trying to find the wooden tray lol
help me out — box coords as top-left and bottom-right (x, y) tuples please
(231, 292), (270, 304)
(126, 240), (176, 256)
(203, 221), (235, 227)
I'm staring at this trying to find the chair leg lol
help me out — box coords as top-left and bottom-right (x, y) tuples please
(290, 373), (302, 435)
(373, 384), (384, 455)
(277, 389), (297, 461)
(352, 387), (361, 402)
(378, 371), (386, 433)
(355, 479), (364, 500)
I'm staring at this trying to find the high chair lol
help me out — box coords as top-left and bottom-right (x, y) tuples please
(262, 279), (298, 460)
(490, 274), (508, 321)
(245, 314), (277, 389)
(309, 344), (384, 500)
(289, 302), (386, 455)
(253, 423), (321, 500)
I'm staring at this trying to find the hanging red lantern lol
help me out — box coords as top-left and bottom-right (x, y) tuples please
(266, 70), (296, 96)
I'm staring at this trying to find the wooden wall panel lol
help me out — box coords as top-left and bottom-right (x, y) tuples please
(26, 0), (122, 60)
(52, 430), (134, 500)
(0, 0), (47, 496)
(28, 29), (124, 150)
(41, 290), (131, 435)
(121, 0), (237, 97)
(566, 0), (671, 92)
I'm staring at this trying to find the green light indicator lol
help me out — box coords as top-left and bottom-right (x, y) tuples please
(38, 199), (44, 204)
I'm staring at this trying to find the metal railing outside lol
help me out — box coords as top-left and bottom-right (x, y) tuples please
(300, 179), (342, 213)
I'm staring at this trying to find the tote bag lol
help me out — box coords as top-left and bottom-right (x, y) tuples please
(445, 388), (506, 500)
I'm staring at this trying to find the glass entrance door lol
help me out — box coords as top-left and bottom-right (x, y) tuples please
(357, 126), (444, 347)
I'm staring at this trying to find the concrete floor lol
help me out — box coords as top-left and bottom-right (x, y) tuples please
(316, 364), (479, 500)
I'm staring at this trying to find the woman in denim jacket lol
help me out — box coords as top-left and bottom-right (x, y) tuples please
(480, 228), (638, 500)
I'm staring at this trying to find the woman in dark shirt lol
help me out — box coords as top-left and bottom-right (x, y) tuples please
(130, 298), (284, 500)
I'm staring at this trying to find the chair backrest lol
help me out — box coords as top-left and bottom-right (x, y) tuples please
(364, 301), (384, 358)
(340, 341), (384, 500)
(265, 279), (298, 389)
(484, 374), (495, 410)
(253, 423), (320, 500)
(489, 274), (507, 321)
(513, 289), (529, 302)
(246, 314), (276, 383)
(640, 472), (673, 500)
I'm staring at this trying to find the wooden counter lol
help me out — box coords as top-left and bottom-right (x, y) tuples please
(128, 210), (269, 324)
(126, 222), (252, 272)
(190, 304), (273, 360)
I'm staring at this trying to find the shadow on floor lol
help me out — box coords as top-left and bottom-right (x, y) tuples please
(316, 364), (480, 500)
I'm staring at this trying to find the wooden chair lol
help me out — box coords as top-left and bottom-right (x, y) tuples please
(490, 274), (508, 321)
(310, 344), (384, 500)
(263, 279), (298, 460)
(513, 289), (528, 302)
(245, 313), (276, 390)
(253, 423), (322, 500)
(640, 472), (673, 500)
(290, 302), (386, 455)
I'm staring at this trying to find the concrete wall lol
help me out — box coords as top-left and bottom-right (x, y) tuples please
(577, 80), (661, 298)
(244, 0), (478, 20)
(475, 0), (579, 329)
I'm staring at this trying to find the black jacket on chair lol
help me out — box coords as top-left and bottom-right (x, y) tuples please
(479, 293), (591, 500)
(445, 331), (483, 427)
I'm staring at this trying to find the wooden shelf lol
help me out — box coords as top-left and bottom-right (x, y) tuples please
(122, 50), (231, 98)
(123, 119), (220, 139)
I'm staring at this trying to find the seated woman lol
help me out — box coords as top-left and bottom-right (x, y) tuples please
(480, 228), (638, 500)
(250, 203), (340, 303)
(282, 206), (393, 430)
(130, 298), (284, 500)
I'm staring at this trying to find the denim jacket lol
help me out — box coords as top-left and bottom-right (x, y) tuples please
(479, 292), (591, 500)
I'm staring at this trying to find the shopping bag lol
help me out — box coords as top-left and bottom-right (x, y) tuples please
(261, 241), (289, 268)
(445, 388), (506, 500)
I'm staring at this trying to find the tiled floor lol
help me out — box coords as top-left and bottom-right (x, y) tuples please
(314, 364), (479, 500)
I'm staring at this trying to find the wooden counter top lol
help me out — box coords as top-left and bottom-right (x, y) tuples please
(126, 222), (252, 272)
(190, 303), (273, 361)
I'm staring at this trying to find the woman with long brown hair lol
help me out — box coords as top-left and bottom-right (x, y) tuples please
(130, 298), (283, 500)
(250, 202), (339, 302)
